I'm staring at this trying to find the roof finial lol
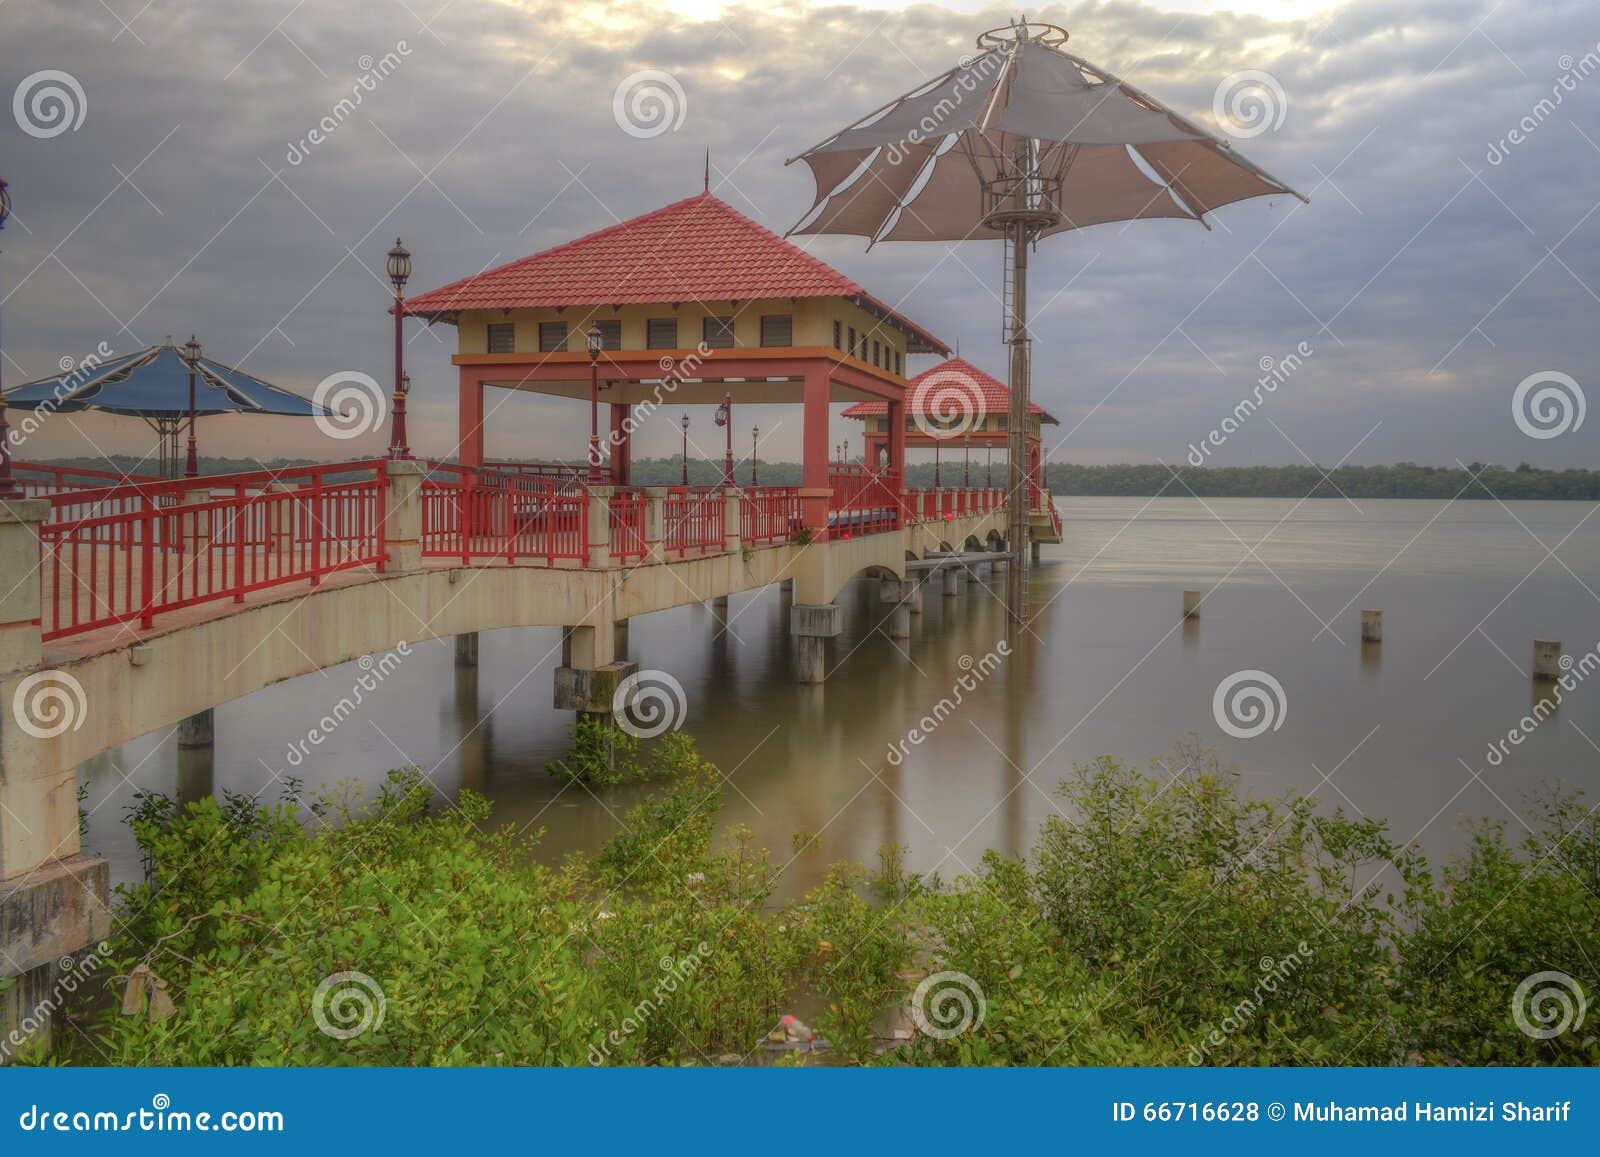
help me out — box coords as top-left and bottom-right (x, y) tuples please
(704, 149), (710, 193)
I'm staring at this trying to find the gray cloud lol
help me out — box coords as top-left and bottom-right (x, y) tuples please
(1, 0), (1596, 470)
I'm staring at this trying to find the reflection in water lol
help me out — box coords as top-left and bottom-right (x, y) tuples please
(80, 499), (1600, 897)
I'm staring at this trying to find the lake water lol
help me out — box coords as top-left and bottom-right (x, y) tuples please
(81, 497), (1600, 892)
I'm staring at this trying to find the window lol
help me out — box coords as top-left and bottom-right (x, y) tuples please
(593, 319), (622, 350)
(647, 317), (679, 349)
(905, 416), (915, 431)
(486, 323), (515, 354)
(760, 314), (793, 347)
(703, 316), (735, 349)
(847, 327), (857, 358)
(995, 414), (1009, 430)
(538, 322), (568, 353)
(872, 340), (881, 367)
(894, 350), (902, 375)
(832, 320), (842, 350)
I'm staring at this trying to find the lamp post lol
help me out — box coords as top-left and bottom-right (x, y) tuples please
(963, 433), (971, 488)
(713, 392), (732, 486)
(0, 177), (21, 500)
(586, 324), (604, 484)
(386, 238), (412, 459)
(933, 437), (941, 488)
(680, 413), (689, 486)
(182, 335), (202, 478)
(986, 443), (993, 487)
(750, 424), (759, 486)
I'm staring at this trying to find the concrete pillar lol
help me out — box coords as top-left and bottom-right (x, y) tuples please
(711, 595), (729, 610)
(943, 567), (960, 598)
(585, 486), (614, 569)
(0, 499), (49, 677)
(644, 487), (667, 564)
(457, 369), (486, 468)
(880, 578), (915, 639)
(177, 708), (214, 749)
(906, 574), (924, 616)
(455, 632), (479, 667)
(723, 488), (742, 554)
(1030, 540), (1041, 562)
(799, 365), (831, 540)
(0, 858), (111, 1064)
(791, 603), (840, 684)
(612, 618), (629, 660)
(1360, 609), (1382, 643)
(1183, 590), (1202, 620)
(381, 460), (426, 572)
(780, 578), (794, 594)
(1532, 639), (1563, 681)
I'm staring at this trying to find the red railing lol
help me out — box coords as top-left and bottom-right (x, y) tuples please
(421, 463), (588, 565)
(663, 488), (725, 555)
(740, 487), (802, 545)
(609, 489), (648, 563)
(38, 462), (385, 641)
(828, 467), (900, 535)
(14, 461), (163, 497)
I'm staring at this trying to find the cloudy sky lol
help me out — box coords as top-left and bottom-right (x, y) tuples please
(1, 0), (1596, 472)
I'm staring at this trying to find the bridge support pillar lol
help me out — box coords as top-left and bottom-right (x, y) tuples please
(943, 567), (960, 598)
(906, 574), (924, 616)
(0, 856), (112, 1064)
(1031, 540), (1041, 562)
(455, 632), (479, 668)
(879, 579), (915, 640)
(177, 708), (214, 749)
(613, 619), (629, 660)
(382, 460), (427, 572)
(791, 603), (840, 684)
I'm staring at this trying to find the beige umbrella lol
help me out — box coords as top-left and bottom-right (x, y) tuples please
(787, 19), (1306, 616)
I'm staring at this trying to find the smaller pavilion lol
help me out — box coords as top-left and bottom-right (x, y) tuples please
(843, 356), (1057, 502)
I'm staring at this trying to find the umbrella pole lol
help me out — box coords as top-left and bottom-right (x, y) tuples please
(1005, 218), (1030, 625)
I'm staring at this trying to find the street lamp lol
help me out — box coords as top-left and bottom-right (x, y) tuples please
(680, 412), (690, 486)
(586, 324), (604, 484)
(713, 392), (732, 486)
(0, 177), (19, 501)
(386, 238), (412, 459)
(182, 335), (202, 478)
(750, 424), (759, 486)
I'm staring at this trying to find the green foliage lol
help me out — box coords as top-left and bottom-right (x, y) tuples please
(49, 743), (1600, 1068)
(545, 718), (696, 788)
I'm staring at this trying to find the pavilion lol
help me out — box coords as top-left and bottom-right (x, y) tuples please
(403, 189), (948, 539)
(844, 355), (1058, 506)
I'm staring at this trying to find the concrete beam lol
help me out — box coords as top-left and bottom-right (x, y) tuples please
(553, 659), (639, 713)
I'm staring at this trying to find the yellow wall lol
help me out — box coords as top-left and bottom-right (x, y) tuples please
(453, 295), (910, 376)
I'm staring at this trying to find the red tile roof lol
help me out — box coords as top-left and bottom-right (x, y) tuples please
(843, 357), (1059, 423)
(404, 191), (948, 354)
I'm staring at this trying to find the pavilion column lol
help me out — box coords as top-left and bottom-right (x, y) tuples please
(609, 403), (630, 486)
(457, 369), (485, 468)
(799, 365), (831, 541)
(887, 400), (907, 527)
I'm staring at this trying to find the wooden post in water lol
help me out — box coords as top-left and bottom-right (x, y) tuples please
(1361, 610), (1382, 643)
(1532, 639), (1562, 681)
(1182, 590), (1201, 620)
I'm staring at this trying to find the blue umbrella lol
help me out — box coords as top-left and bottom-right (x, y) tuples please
(4, 337), (331, 477)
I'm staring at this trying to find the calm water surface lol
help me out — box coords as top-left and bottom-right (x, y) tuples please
(82, 498), (1600, 892)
